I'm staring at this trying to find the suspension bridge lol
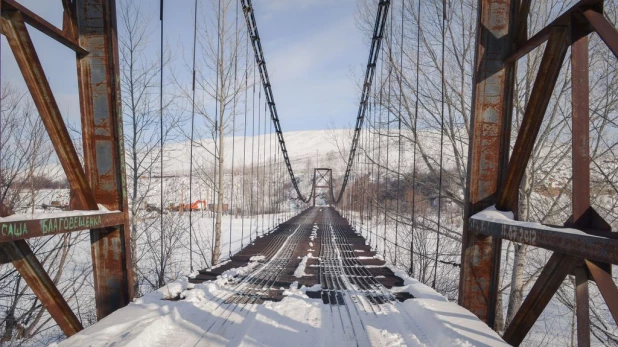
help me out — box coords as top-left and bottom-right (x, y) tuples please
(0, 0), (617, 346)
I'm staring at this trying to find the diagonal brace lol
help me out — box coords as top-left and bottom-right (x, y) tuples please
(496, 27), (570, 211)
(0, 10), (97, 210)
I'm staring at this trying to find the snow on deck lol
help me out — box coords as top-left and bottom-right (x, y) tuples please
(57, 270), (506, 347)
(56, 207), (506, 346)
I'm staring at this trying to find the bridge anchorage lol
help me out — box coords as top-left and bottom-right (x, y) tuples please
(0, 0), (617, 346)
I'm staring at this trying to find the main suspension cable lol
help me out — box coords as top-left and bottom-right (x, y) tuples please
(333, 0), (391, 204)
(240, 0), (311, 203)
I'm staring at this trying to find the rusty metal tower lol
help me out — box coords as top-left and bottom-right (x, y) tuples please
(460, 0), (618, 345)
(0, 0), (132, 336)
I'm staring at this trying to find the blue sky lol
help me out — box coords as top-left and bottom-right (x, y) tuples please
(1, 0), (368, 132)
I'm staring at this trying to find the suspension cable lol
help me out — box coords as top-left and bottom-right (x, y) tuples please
(394, 0), (404, 267)
(333, 0), (391, 204)
(188, 0), (198, 272)
(383, 6), (393, 259)
(241, 23), (249, 248)
(159, 0), (165, 287)
(250, 57), (256, 242)
(376, 39), (385, 255)
(257, 77), (262, 234)
(240, 0), (311, 203)
(410, 0), (422, 277)
(432, 0), (447, 290)
(261, 100), (266, 233)
(228, 0), (240, 258)
(211, 0), (222, 263)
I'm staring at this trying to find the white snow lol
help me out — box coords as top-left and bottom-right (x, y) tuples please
(293, 253), (312, 278)
(58, 265), (507, 347)
(0, 207), (117, 222)
(54, 211), (507, 347)
(473, 205), (605, 238)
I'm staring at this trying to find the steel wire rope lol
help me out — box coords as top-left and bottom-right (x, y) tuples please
(383, 5), (394, 259)
(394, 0), (405, 267)
(365, 227), (459, 267)
(210, 0), (223, 263)
(159, 0), (165, 286)
(250, 58), (256, 242)
(409, 0), (422, 277)
(269, 118), (273, 230)
(432, 0), (447, 290)
(239, 0), (312, 203)
(188, 0), (198, 272)
(256, 77), (262, 236)
(367, 85), (377, 246)
(331, 0), (391, 204)
(228, 0), (240, 259)
(376, 40), (385, 256)
(261, 100), (267, 233)
(241, 17), (249, 249)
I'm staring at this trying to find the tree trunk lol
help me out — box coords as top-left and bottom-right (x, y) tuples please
(506, 170), (531, 326)
(495, 289), (505, 331)
(505, 243), (527, 327)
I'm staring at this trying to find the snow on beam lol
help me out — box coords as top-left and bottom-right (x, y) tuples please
(470, 206), (618, 264)
(0, 210), (124, 243)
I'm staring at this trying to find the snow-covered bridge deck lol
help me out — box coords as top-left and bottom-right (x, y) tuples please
(57, 207), (507, 346)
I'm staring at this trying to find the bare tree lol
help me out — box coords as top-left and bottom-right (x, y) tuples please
(118, 0), (183, 294)
(193, 0), (247, 265)
(0, 84), (93, 343)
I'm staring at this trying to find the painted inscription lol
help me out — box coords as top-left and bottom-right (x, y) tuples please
(501, 226), (537, 245)
(0, 215), (103, 239)
(41, 215), (103, 235)
(1, 223), (28, 237)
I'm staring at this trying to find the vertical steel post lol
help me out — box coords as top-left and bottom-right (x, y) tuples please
(74, 0), (133, 319)
(571, 22), (590, 224)
(571, 20), (591, 347)
(459, 0), (516, 327)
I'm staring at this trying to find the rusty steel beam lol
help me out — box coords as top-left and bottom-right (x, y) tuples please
(0, 10), (98, 210)
(505, 0), (601, 62)
(1, 0), (87, 55)
(75, 0), (133, 319)
(0, 211), (124, 243)
(61, 0), (78, 41)
(1, 240), (84, 336)
(469, 217), (618, 264)
(0, 205), (84, 334)
(571, 23), (590, 224)
(503, 253), (578, 346)
(585, 260), (618, 325)
(583, 9), (618, 60)
(458, 0), (516, 327)
(515, 0), (532, 45)
(496, 27), (570, 211)
(574, 264), (591, 347)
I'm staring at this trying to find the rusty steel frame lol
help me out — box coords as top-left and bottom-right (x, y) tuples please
(74, 0), (133, 319)
(312, 168), (333, 206)
(462, 0), (618, 345)
(0, 211), (125, 243)
(458, 0), (516, 327)
(0, 0), (132, 336)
